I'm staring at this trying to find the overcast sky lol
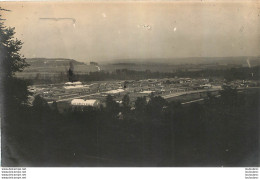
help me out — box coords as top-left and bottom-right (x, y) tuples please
(2, 1), (260, 62)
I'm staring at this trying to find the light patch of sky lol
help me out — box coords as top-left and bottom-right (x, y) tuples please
(1, 1), (260, 62)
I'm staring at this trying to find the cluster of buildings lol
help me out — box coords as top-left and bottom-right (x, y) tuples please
(27, 77), (259, 112)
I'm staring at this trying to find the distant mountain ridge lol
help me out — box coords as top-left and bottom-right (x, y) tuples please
(17, 56), (260, 79)
(105, 56), (260, 65)
(26, 58), (85, 67)
(26, 56), (260, 67)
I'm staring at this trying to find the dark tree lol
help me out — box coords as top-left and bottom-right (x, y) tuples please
(122, 94), (130, 108)
(32, 95), (50, 112)
(1, 8), (30, 166)
(219, 86), (239, 106)
(105, 94), (119, 115)
(0, 9), (28, 78)
(146, 96), (167, 119)
(135, 96), (147, 113)
(1, 8), (30, 106)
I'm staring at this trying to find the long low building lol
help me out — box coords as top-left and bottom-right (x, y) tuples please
(64, 81), (90, 89)
(140, 90), (155, 94)
(104, 89), (124, 94)
(71, 99), (100, 107)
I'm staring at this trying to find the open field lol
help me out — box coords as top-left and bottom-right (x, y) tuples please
(15, 57), (260, 80)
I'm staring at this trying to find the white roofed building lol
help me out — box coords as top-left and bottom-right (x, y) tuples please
(65, 81), (82, 85)
(71, 99), (100, 107)
(105, 89), (124, 94)
(140, 90), (155, 94)
(64, 81), (86, 89)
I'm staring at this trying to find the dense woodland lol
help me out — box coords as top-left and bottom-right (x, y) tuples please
(80, 66), (260, 81)
(25, 65), (260, 84)
(1, 8), (259, 167)
(3, 87), (260, 166)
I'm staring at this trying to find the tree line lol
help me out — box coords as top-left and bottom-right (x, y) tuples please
(3, 87), (260, 166)
(29, 66), (260, 84)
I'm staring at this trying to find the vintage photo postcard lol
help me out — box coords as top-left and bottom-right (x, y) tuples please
(0, 1), (259, 167)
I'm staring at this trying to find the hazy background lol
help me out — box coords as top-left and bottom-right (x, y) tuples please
(1, 1), (260, 62)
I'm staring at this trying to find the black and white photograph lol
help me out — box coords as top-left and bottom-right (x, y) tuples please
(0, 1), (259, 169)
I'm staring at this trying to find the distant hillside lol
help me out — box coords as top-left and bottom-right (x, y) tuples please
(106, 56), (260, 66)
(26, 56), (260, 67)
(26, 58), (85, 67)
(16, 58), (98, 79)
(112, 63), (137, 66)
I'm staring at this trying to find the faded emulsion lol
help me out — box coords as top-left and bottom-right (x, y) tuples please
(0, 1), (260, 167)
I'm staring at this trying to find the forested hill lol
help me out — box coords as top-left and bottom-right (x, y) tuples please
(26, 56), (260, 67)
(25, 58), (85, 67)
(105, 56), (260, 65)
